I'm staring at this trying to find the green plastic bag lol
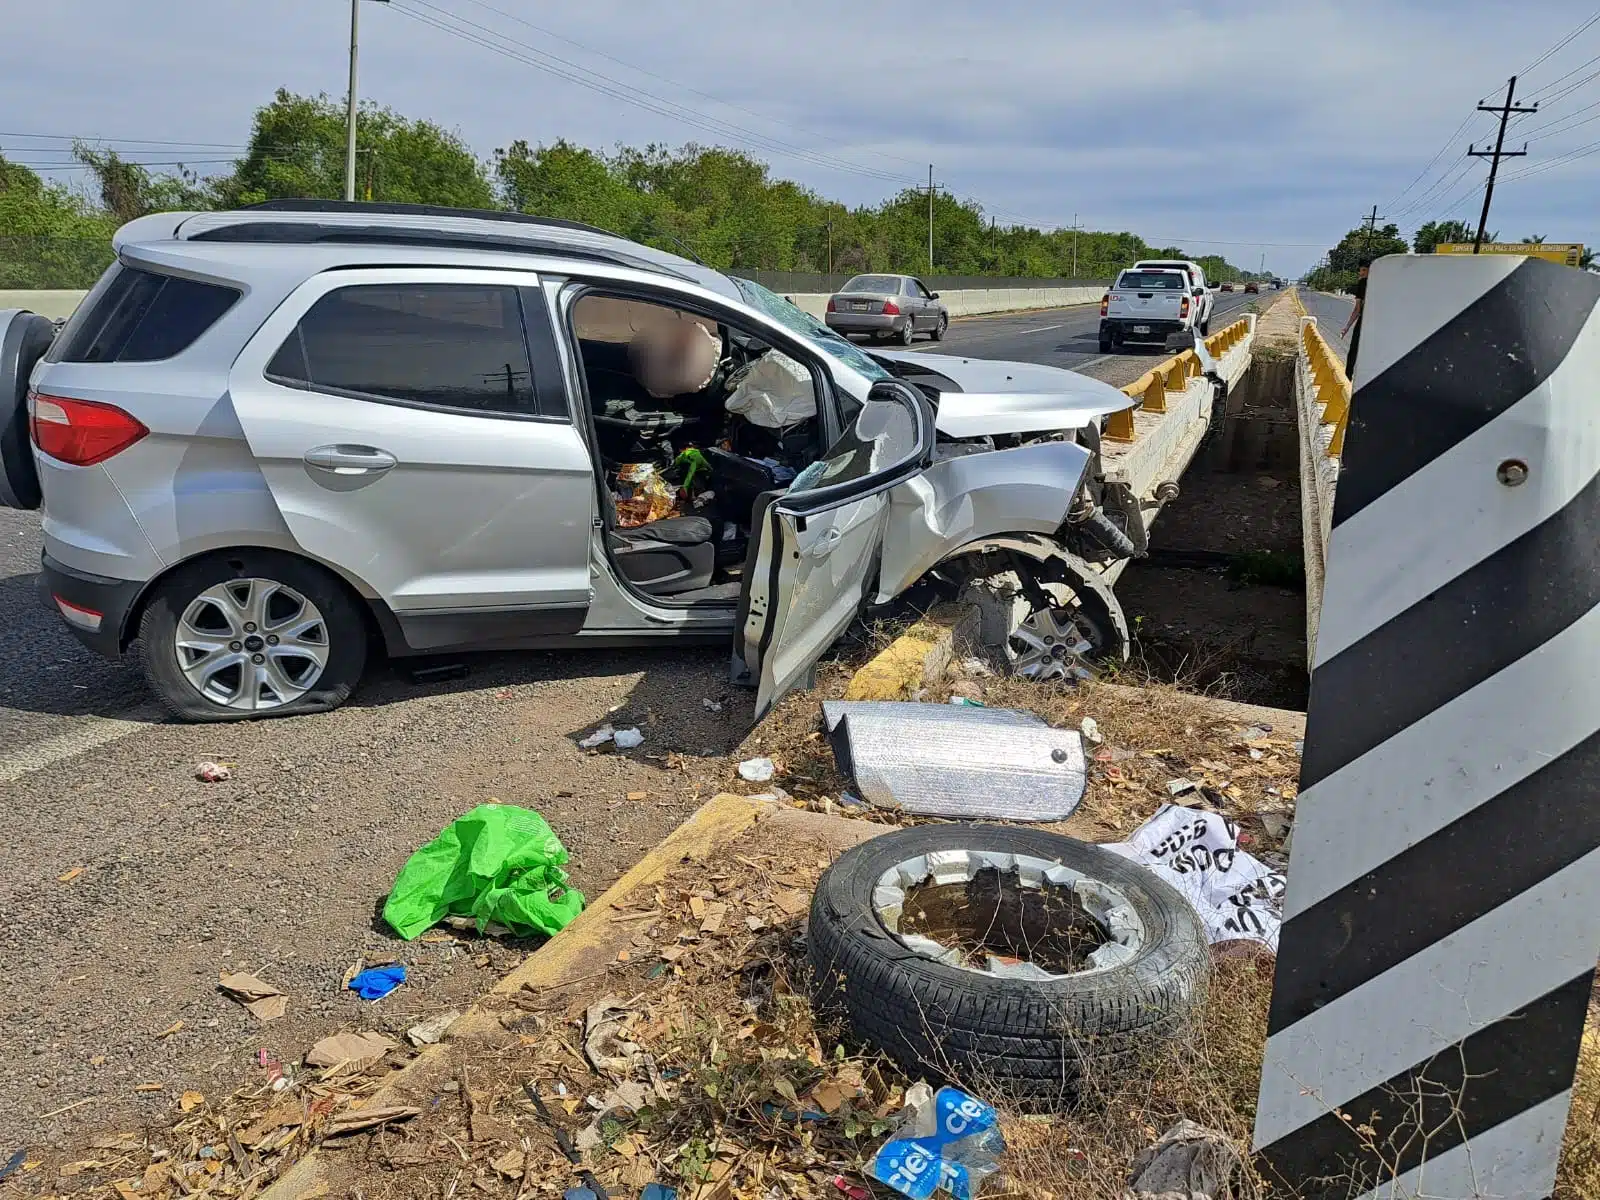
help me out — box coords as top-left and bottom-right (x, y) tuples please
(383, 804), (585, 940)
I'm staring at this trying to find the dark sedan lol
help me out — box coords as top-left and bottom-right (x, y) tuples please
(825, 273), (949, 344)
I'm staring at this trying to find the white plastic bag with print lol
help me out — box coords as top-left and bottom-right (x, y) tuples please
(1103, 802), (1286, 949)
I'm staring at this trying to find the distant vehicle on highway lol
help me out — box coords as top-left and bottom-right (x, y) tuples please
(1243, 281), (1261, 294)
(1131, 259), (1213, 331)
(824, 274), (948, 344)
(1099, 267), (1197, 352)
(1220, 282), (1235, 292)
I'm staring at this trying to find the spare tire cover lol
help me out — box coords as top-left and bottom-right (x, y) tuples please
(0, 310), (56, 510)
(807, 822), (1208, 1109)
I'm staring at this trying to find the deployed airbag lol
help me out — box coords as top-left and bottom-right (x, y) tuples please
(725, 351), (817, 429)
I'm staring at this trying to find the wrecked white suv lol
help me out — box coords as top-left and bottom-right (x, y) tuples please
(0, 202), (1153, 723)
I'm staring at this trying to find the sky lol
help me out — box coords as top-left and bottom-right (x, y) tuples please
(4, 0), (1599, 277)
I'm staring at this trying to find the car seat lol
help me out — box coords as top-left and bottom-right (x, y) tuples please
(603, 481), (717, 596)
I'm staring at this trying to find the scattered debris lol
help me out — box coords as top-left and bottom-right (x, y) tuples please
(0, 1150), (24, 1182)
(382, 803), (585, 940)
(217, 971), (288, 1022)
(737, 756), (776, 782)
(1105, 803), (1286, 948)
(579, 724), (617, 749)
(701, 697), (723, 713)
(948, 695), (987, 707)
(821, 700), (1085, 821)
(582, 996), (642, 1077)
(959, 656), (995, 677)
(195, 761), (232, 783)
(1166, 777), (1198, 796)
(410, 661), (469, 684)
(1080, 715), (1104, 744)
(406, 1010), (461, 1046)
(57, 866), (84, 883)
(1126, 1119), (1242, 1199)
(347, 964), (406, 1000)
(1241, 725), (1271, 742)
(869, 1083), (1005, 1199)
(178, 1091), (205, 1113)
(324, 1105), (418, 1137)
(641, 1185), (678, 1200)
(156, 1020), (183, 1039)
(613, 727), (644, 750)
(304, 1031), (396, 1070)
(1258, 810), (1293, 841)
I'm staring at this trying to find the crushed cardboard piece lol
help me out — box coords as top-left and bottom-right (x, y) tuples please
(304, 1030), (396, 1071)
(218, 972), (288, 1022)
(324, 1105), (418, 1136)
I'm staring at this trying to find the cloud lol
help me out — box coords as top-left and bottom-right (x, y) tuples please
(3, 0), (1598, 274)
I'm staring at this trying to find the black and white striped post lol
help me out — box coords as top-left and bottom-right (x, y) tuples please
(1253, 254), (1600, 1198)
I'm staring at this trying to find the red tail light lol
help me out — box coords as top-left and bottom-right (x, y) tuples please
(1180, 297), (1191, 318)
(826, 297), (837, 312)
(30, 393), (149, 466)
(1100, 295), (1109, 316)
(881, 300), (900, 315)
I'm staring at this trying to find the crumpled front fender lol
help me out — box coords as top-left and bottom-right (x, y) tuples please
(876, 440), (1094, 602)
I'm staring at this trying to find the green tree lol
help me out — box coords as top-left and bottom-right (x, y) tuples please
(1523, 233), (1546, 243)
(1307, 222), (1408, 291)
(1412, 218), (1475, 254)
(0, 153), (118, 287)
(71, 142), (214, 223)
(215, 89), (494, 209)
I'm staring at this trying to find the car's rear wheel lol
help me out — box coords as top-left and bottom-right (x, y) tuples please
(1098, 329), (1113, 354)
(137, 550), (367, 722)
(899, 317), (916, 345)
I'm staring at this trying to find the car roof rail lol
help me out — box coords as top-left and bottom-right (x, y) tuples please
(186, 221), (693, 281)
(239, 198), (615, 238)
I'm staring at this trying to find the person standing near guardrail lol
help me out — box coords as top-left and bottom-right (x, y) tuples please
(1340, 263), (1368, 377)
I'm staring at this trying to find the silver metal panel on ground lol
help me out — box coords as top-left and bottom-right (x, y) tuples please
(820, 700), (1085, 821)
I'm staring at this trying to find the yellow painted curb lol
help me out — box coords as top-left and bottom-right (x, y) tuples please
(843, 603), (978, 701)
(261, 793), (774, 1200)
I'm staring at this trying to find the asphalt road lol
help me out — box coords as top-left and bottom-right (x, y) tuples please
(1298, 290), (1356, 365)
(929, 287), (1271, 387)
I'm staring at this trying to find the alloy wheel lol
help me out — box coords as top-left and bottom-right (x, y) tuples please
(175, 578), (330, 711)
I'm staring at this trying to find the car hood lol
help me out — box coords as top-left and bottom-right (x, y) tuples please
(866, 348), (1136, 438)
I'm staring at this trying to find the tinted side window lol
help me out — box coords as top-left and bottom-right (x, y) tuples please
(57, 265), (240, 363)
(267, 285), (541, 417)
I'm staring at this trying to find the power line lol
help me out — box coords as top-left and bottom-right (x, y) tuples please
(1391, 152), (1479, 220)
(391, 1), (918, 188)
(1385, 113), (1477, 210)
(445, 0), (926, 172)
(1468, 77), (1539, 250)
(1518, 7), (1600, 78)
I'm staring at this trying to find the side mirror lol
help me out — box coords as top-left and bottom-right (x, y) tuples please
(1193, 288), (1204, 297)
(928, 291), (940, 300)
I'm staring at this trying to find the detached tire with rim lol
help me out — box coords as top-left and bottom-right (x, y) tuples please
(808, 824), (1208, 1108)
(137, 550), (367, 722)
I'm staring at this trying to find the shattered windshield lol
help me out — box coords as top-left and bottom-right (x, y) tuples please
(732, 277), (891, 383)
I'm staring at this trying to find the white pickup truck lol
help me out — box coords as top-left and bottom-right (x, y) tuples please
(1098, 267), (1196, 353)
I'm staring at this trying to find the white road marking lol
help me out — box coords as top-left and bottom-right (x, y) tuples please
(0, 706), (162, 785)
(1017, 323), (1066, 333)
(1071, 354), (1115, 371)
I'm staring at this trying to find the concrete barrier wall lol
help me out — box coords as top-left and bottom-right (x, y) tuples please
(1294, 314), (1347, 665)
(7, 283), (1111, 326)
(779, 285), (1105, 320)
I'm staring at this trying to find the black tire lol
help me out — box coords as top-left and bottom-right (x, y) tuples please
(1200, 316), (1212, 336)
(136, 550), (368, 722)
(808, 824), (1209, 1108)
(1098, 331), (1113, 354)
(899, 317), (916, 345)
(931, 312), (948, 342)
(0, 311), (54, 510)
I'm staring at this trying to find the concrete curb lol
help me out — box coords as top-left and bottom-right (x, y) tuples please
(843, 603), (978, 701)
(260, 793), (785, 1200)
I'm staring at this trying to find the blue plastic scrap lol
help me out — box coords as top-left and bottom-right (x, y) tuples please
(348, 964), (406, 1000)
(640, 1187), (678, 1200)
(869, 1085), (1006, 1200)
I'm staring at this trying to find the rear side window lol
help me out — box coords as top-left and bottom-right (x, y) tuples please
(266, 284), (542, 418)
(1117, 272), (1186, 290)
(56, 265), (241, 363)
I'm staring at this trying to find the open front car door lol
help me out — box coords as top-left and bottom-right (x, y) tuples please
(735, 380), (934, 720)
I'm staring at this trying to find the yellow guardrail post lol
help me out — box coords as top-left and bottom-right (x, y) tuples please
(1300, 319), (1352, 460)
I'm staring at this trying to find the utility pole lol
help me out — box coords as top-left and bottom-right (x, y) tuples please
(1470, 77), (1537, 253)
(826, 213), (833, 277)
(344, 0), (389, 203)
(1067, 213), (1084, 279)
(927, 164), (934, 274)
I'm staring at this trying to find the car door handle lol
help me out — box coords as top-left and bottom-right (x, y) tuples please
(303, 444), (398, 474)
(803, 527), (844, 558)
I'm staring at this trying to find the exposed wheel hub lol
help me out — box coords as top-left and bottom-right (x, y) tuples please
(1010, 604), (1098, 682)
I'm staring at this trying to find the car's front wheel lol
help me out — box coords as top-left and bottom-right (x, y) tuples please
(931, 312), (948, 341)
(137, 550), (368, 722)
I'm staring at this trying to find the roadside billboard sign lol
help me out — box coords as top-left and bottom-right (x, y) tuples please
(1435, 242), (1584, 267)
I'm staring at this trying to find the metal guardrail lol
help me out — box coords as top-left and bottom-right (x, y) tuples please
(1102, 317), (1252, 443)
(1301, 320), (1351, 457)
